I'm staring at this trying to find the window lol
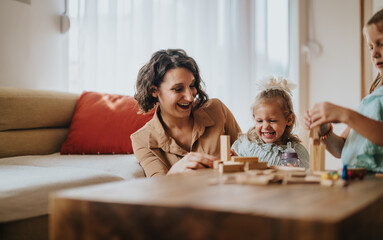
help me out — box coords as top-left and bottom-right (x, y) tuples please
(68, 0), (293, 130)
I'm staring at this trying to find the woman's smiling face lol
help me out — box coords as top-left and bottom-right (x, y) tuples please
(253, 100), (292, 145)
(151, 67), (197, 121)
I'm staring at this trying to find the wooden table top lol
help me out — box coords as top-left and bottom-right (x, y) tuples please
(51, 169), (383, 223)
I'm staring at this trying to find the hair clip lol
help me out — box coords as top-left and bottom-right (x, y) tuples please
(256, 75), (297, 95)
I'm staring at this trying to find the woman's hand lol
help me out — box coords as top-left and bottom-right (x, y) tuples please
(167, 152), (217, 175)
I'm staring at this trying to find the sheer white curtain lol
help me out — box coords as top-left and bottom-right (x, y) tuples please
(68, 0), (289, 131)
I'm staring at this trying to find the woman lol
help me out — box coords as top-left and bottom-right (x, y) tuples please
(131, 49), (241, 177)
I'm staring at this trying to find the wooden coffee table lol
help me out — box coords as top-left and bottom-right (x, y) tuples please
(50, 169), (383, 240)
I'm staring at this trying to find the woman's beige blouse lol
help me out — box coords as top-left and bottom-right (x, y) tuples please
(131, 99), (241, 177)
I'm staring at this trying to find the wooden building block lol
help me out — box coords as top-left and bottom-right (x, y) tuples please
(274, 166), (306, 172)
(219, 162), (244, 173)
(263, 169), (277, 175)
(220, 135), (230, 161)
(309, 139), (315, 171)
(315, 144), (325, 171)
(312, 171), (328, 176)
(288, 172), (307, 178)
(309, 129), (326, 172)
(213, 160), (223, 169)
(309, 126), (320, 140)
(271, 174), (285, 183)
(235, 173), (274, 185)
(246, 169), (277, 176)
(231, 156), (259, 163)
(283, 175), (321, 184)
(245, 162), (268, 171)
(309, 140), (325, 172)
(334, 179), (348, 187)
(320, 179), (334, 187)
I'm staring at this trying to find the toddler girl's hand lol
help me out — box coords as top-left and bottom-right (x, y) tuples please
(167, 152), (217, 175)
(230, 149), (238, 156)
(286, 162), (300, 167)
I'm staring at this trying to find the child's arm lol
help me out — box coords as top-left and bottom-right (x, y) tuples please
(308, 102), (383, 147)
(230, 149), (238, 156)
(320, 126), (349, 158)
(342, 109), (383, 146)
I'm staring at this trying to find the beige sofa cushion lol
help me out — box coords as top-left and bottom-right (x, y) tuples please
(0, 165), (124, 222)
(0, 153), (145, 180)
(0, 87), (79, 158)
(0, 87), (79, 131)
(0, 153), (145, 222)
(0, 128), (69, 158)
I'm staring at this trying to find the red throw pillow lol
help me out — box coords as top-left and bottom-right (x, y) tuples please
(61, 91), (154, 154)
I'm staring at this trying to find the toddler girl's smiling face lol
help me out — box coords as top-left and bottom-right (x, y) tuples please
(253, 100), (292, 145)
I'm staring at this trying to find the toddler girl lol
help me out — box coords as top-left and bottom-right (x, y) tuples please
(232, 76), (309, 168)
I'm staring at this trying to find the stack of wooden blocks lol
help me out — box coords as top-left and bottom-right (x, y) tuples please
(211, 134), (332, 186)
(210, 132), (350, 187)
(214, 135), (267, 173)
(233, 167), (321, 185)
(309, 126), (326, 172)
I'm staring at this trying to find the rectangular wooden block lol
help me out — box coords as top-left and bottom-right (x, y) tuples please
(219, 162), (244, 173)
(309, 139), (325, 172)
(283, 175), (321, 184)
(317, 144), (325, 170)
(245, 162), (268, 170)
(309, 140), (315, 172)
(262, 169), (277, 175)
(213, 160), (223, 169)
(312, 171), (328, 176)
(220, 135), (230, 161)
(309, 126), (320, 139)
(288, 172), (307, 178)
(232, 156), (259, 163)
(235, 173), (274, 185)
(274, 166), (306, 172)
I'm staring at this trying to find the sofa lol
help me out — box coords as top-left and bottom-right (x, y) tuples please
(0, 87), (150, 240)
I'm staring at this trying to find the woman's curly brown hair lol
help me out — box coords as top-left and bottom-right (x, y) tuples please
(134, 49), (209, 112)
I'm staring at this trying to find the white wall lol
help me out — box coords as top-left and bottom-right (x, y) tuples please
(0, 0), (68, 91)
(308, 0), (361, 170)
